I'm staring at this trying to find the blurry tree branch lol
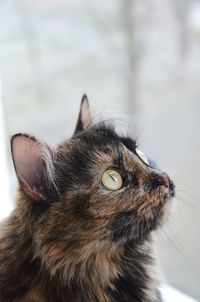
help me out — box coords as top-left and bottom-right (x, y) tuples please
(83, 0), (146, 123)
(171, 0), (190, 57)
(120, 0), (140, 118)
(13, 0), (45, 102)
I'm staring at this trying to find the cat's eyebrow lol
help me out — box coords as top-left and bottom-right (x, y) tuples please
(119, 137), (137, 153)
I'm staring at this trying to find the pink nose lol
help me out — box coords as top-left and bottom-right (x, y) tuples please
(162, 175), (170, 188)
(151, 173), (170, 189)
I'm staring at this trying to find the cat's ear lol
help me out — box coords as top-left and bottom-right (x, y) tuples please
(11, 134), (50, 201)
(74, 95), (93, 134)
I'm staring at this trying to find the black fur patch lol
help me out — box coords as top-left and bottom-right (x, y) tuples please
(119, 136), (137, 153)
(108, 240), (153, 302)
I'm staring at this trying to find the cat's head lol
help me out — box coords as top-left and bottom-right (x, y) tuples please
(11, 96), (175, 276)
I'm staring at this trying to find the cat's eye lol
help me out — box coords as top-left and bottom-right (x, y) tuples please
(136, 149), (149, 165)
(101, 170), (123, 191)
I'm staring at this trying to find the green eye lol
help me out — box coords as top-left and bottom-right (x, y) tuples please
(101, 170), (123, 191)
(136, 149), (149, 165)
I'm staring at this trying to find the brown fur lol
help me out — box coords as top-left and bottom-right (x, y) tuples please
(0, 98), (175, 301)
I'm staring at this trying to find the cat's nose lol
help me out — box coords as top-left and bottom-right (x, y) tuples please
(150, 173), (175, 196)
(161, 175), (170, 188)
(151, 174), (169, 189)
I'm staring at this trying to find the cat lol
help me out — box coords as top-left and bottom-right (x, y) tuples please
(0, 95), (175, 302)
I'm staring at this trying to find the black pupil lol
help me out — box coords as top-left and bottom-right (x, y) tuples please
(110, 174), (116, 182)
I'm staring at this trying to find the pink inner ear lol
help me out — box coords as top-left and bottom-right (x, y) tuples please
(81, 98), (92, 129)
(12, 135), (44, 188)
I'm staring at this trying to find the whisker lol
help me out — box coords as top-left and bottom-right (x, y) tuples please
(175, 194), (200, 212)
(159, 228), (200, 276)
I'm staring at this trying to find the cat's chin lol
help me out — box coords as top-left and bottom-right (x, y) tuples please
(159, 197), (173, 225)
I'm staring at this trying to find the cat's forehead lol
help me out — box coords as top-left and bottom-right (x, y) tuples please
(71, 123), (137, 153)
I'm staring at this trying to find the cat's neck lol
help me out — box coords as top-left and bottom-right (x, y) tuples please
(0, 215), (161, 302)
(108, 239), (161, 302)
(0, 192), (161, 302)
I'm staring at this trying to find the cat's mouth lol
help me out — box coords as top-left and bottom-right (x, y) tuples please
(162, 180), (175, 199)
(161, 178), (175, 201)
(150, 173), (175, 199)
(169, 179), (175, 197)
(145, 172), (175, 204)
(153, 178), (175, 224)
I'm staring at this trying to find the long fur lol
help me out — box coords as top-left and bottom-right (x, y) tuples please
(0, 118), (175, 301)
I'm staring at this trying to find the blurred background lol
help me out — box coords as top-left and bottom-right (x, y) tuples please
(0, 0), (200, 300)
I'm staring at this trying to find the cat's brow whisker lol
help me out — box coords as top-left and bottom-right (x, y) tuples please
(97, 117), (127, 125)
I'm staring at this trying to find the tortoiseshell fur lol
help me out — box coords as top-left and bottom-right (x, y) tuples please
(0, 97), (175, 302)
